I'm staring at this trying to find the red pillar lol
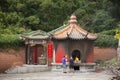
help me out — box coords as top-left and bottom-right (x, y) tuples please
(47, 42), (53, 66)
(34, 45), (38, 64)
(86, 48), (94, 63)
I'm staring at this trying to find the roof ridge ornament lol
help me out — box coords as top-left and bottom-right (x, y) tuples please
(69, 14), (77, 25)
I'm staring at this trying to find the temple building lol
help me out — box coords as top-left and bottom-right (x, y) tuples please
(21, 30), (49, 65)
(21, 14), (97, 70)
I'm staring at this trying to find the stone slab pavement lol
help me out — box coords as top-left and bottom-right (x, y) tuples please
(0, 71), (114, 80)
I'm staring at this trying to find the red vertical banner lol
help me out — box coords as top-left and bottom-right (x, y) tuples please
(47, 43), (53, 58)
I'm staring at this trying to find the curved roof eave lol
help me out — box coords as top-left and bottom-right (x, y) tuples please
(20, 30), (49, 40)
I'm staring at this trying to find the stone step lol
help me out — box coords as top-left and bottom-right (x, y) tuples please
(51, 66), (95, 73)
(5, 64), (50, 74)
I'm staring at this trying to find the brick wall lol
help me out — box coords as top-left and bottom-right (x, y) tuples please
(0, 48), (25, 73)
(0, 47), (117, 73)
(94, 47), (117, 61)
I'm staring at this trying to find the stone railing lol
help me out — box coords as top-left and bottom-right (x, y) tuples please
(51, 62), (96, 72)
(5, 64), (50, 74)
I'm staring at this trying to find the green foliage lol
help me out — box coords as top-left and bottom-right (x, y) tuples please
(94, 34), (118, 48)
(0, 34), (24, 49)
(91, 10), (115, 33)
(104, 57), (119, 66)
(99, 30), (115, 36)
(23, 15), (40, 30)
(109, 0), (120, 21)
(75, 1), (115, 33)
(38, 0), (80, 31)
(0, 0), (120, 48)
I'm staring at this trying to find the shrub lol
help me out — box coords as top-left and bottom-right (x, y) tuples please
(94, 34), (118, 48)
(0, 34), (24, 49)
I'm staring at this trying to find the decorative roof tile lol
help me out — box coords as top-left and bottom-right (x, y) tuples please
(21, 14), (97, 40)
(21, 30), (49, 40)
(51, 14), (97, 40)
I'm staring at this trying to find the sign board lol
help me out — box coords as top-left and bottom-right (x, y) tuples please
(25, 40), (47, 44)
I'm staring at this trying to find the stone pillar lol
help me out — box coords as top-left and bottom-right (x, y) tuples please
(53, 49), (55, 63)
(117, 39), (120, 57)
(44, 43), (47, 65)
(27, 45), (30, 64)
(34, 45), (38, 64)
(25, 44), (28, 64)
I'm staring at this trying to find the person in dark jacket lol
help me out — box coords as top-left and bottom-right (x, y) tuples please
(69, 57), (74, 72)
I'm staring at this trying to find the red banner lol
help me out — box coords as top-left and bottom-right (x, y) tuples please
(47, 43), (53, 58)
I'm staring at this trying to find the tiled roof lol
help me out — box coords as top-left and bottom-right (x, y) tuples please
(21, 14), (97, 40)
(51, 14), (97, 40)
(21, 30), (49, 40)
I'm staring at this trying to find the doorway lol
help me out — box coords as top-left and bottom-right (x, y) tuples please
(72, 50), (81, 60)
(72, 50), (81, 70)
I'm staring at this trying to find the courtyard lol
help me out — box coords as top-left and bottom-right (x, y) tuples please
(0, 70), (114, 80)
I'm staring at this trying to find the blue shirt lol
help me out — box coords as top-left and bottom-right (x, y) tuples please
(62, 57), (66, 65)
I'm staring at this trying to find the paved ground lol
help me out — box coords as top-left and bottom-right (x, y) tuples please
(0, 71), (114, 80)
